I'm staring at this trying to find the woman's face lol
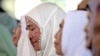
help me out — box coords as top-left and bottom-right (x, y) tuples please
(85, 6), (100, 56)
(54, 21), (64, 55)
(13, 16), (41, 51)
(92, 10), (100, 56)
(13, 23), (21, 47)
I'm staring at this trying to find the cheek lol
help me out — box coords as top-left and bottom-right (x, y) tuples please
(57, 31), (62, 45)
(16, 27), (21, 36)
(34, 28), (41, 34)
(93, 35), (100, 48)
(31, 28), (41, 38)
(13, 27), (21, 46)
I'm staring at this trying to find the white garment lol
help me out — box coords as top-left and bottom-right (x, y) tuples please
(62, 10), (92, 56)
(18, 2), (66, 56)
(74, 40), (92, 56)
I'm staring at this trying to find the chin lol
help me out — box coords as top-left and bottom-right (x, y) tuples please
(56, 50), (63, 55)
(56, 52), (61, 55)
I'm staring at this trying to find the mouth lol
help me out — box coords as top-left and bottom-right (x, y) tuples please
(31, 42), (41, 51)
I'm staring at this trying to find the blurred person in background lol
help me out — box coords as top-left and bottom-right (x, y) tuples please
(0, 0), (17, 56)
(85, 0), (100, 56)
(0, 24), (16, 56)
(0, 0), (18, 36)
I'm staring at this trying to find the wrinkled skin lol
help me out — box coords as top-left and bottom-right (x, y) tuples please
(55, 21), (64, 55)
(13, 16), (41, 51)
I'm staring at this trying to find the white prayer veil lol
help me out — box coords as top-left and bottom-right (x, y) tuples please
(25, 2), (66, 56)
(62, 11), (92, 56)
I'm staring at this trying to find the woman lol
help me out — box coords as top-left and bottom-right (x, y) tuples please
(13, 2), (66, 56)
(86, 0), (100, 56)
(55, 11), (92, 56)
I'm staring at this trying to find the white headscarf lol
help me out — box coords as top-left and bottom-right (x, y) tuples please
(62, 11), (92, 56)
(25, 2), (66, 56)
